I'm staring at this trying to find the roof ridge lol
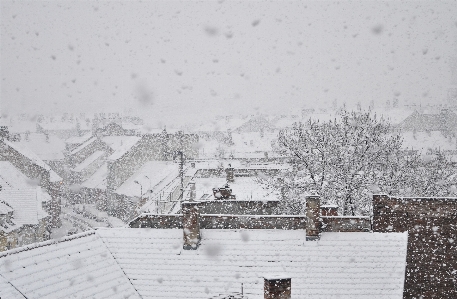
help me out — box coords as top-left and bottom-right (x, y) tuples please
(0, 230), (96, 258)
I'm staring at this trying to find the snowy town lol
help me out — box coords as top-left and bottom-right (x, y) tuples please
(1, 1), (457, 298)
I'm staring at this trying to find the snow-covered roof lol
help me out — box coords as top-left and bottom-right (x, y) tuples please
(81, 162), (108, 189)
(371, 108), (412, 125)
(0, 231), (140, 299)
(0, 274), (24, 299)
(194, 118), (247, 132)
(106, 136), (141, 160)
(0, 228), (407, 298)
(192, 177), (279, 201)
(2, 140), (62, 182)
(73, 150), (105, 172)
(65, 132), (93, 145)
(230, 132), (274, 153)
(16, 132), (65, 161)
(69, 136), (97, 155)
(0, 189), (46, 227)
(401, 131), (455, 155)
(102, 136), (141, 152)
(0, 161), (34, 189)
(39, 122), (76, 131)
(5, 119), (36, 134)
(0, 201), (14, 214)
(97, 229), (407, 298)
(115, 161), (178, 197)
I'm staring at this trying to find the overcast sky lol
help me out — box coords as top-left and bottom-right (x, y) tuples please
(1, 1), (457, 125)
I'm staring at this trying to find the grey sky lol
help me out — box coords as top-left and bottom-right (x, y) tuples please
(1, 1), (457, 125)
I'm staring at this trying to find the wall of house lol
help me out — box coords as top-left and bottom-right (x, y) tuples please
(0, 231), (7, 252)
(129, 214), (307, 230)
(321, 216), (371, 232)
(198, 200), (280, 215)
(373, 194), (457, 298)
(129, 214), (183, 228)
(0, 218), (51, 253)
(106, 133), (198, 192)
(108, 192), (137, 222)
(200, 215), (307, 229)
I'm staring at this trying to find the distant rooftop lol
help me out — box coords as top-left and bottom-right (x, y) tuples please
(16, 132), (65, 161)
(2, 140), (62, 182)
(115, 161), (179, 197)
(193, 177), (279, 201)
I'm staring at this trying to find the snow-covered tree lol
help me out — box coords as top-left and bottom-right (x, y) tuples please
(275, 110), (456, 216)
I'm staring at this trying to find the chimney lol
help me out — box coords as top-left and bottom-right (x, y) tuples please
(306, 195), (321, 241)
(182, 201), (200, 250)
(226, 165), (234, 183)
(263, 275), (291, 299)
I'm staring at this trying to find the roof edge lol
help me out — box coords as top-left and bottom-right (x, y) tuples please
(0, 230), (96, 258)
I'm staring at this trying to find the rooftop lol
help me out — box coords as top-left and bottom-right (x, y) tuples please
(73, 150), (105, 172)
(69, 136), (97, 155)
(193, 177), (279, 201)
(16, 132), (65, 161)
(0, 188), (48, 231)
(65, 132), (93, 145)
(105, 136), (141, 160)
(81, 162), (108, 189)
(0, 228), (408, 298)
(2, 140), (62, 182)
(0, 231), (139, 299)
(115, 161), (178, 197)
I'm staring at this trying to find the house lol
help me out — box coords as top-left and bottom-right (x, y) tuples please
(72, 129), (198, 222)
(397, 109), (457, 133)
(0, 195), (407, 299)
(37, 121), (88, 140)
(14, 132), (67, 178)
(0, 161), (53, 252)
(0, 140), (62, 227)
(373, 194), (457, 298)
(0, 188), (51, 252)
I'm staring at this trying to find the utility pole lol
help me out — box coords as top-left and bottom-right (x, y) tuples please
(179, 150), (184, 201)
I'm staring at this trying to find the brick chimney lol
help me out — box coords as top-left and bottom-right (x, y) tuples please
(182, 201), (200, 250)
(306, 195), (321, 241)
(264, 275), (291, 299)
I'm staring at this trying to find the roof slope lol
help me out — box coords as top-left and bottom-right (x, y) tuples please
(0, 189), (42, 227)
(0, 274), (25, 299)
(16, 133), (65, 161)
(2, 140), (62, 182)
(0, 231), (140, 299)
(97, 229), (407, 299)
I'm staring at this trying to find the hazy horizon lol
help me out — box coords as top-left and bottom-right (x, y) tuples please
(2, 1), (457, 126)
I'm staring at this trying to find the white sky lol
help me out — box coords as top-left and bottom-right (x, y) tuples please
(1, 1), (457, 125)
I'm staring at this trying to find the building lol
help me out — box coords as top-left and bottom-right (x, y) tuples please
(0, 161), (53, 252)
(0, 195), (407, 298)
(0, 140), (62, 227)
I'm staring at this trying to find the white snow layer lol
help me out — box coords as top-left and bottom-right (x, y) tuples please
(0, 229), (408, 299)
